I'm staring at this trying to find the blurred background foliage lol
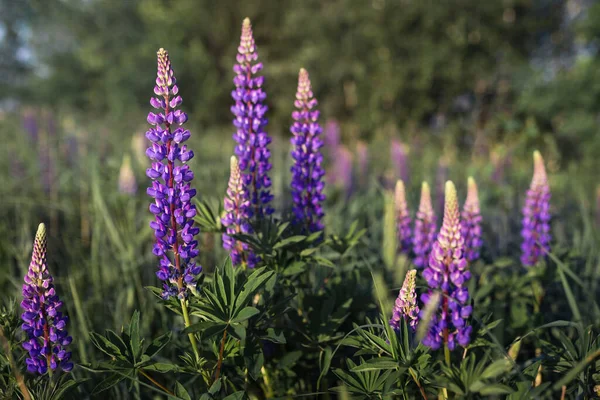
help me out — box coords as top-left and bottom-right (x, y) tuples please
(3, 0), (600, 161)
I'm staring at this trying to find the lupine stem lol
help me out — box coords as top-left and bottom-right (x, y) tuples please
(215, 328), (228, 381)
(140, 369), (174, 396)
(180, 299), (200, 362)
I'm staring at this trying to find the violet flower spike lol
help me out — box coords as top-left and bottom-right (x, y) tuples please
(520, 151), (551, 266)
(395, 180), (412, 254)
(231, 18), (274, 219)
(222, 156), (260, 268)
(389, 269), (420, 331)
(21, 223), (73, 375)
(290, 68), (326, 233)
(391, 139), (409, 184)
(460, 177), (482, 262)
(413, 182), (436, 268)
(146, 48), (201, 299)
(421, 181), (472, 350)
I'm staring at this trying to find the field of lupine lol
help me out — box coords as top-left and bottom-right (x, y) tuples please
(1, 18), (600, 400)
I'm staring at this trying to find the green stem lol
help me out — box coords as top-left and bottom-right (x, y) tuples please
(444, 344), (451, 368)
(180, 299), (200, 362)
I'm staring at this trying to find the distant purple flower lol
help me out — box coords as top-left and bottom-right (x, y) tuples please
(356, 141), (369, 188)
(324, 120), (341, 150)
(21, 223), (73, 375)
(222, 156), (260, 268)
(231, 18), (273, 219)
(461, 177), (482, 262)
(290, 68), (326, 233)
(390, 269), (419, 331)
(332, 146), (353, 196)
(413, 182), (436, 268)
(21, 109), (38, 142)
(395, 180), (411, 253)
(391, 140), (409, 184)
(520, 151), (551, 266)
(118, 155), (137, 195)
(421, 181), (472, 350)
(146, 48), (201, 299)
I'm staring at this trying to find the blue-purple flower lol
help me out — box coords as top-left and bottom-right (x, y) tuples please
(222, 156), (260, 268)
(146, 48), (201, 299)
(520, 151), (551, 266)
(413, 182), (436, 268)
(390, 269), (419, 331)
(290, 68), (325, 233)
(395, 180), (411, 253)
(460, 177), (482, 262)
(21, 223), (73, 375)
(391, 139), (409, 184)
(421, 181), (472, 350)
(231, 18), (273, 219)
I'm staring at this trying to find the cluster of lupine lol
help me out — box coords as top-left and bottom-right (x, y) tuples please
(460, 177), (482, 262)
(21, 223), (73, 375)
(231, 18), (273, 220)
(222, 156), (260, 268)
(389, 269), (419, 331)
(146, 48), (201, 299)
(394, 180), (412, 253)
(289, 68), (326, 233)
(413, 182), (437, 268)
(421, 181), (472, 350)
(520, 151), (551, 266)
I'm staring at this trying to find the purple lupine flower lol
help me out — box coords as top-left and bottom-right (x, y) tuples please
(324, 119), (341, 150)
(118, 155), (137, 195)
(413, 182), (436, 268)
(146, 48), (201, 299)
(390, 269), (419, 331)
(21, 223), (73, 375)
(333, 145), (354, 196)
(520, 151), (551, 266)
(395, 180), (411, 253)
(391, 139), (409, 184)
(290, 68), (326, 233)
(222, 156), (260, 268)
(231, 18), (273, 219)
(421, 181), (472, 350)
(461, 177), (482, 262)
(356, 140), (369, 188)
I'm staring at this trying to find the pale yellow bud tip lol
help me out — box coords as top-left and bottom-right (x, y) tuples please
(421, 181), (430, 194)
(36, 223), (46, 239)
(243, 17), (251, 27)
(230, 155), (239, 170)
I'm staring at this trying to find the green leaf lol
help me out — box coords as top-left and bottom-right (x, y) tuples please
(129, 311), (141, 363)
(222, 392), (246, 400)
(350, 357), (399, 372)
(183, 321), (226, 340)
(232, 307), (260, 323)
(273, 235), (306, 249)
(478, 383), (514, 395)
(233, 268), (275, 311)
(317, 347), (333, 389)
(174, 382), (192, 400)
(278, 350), (302, 369)
(145, 332), (171, 358)
(89, 332), (124, 359)
(480, 358), (512, 380)
(92, 373), (127, 394)
(142, 363), (179, 373)
(230, 324), (246, 341)
(263, 328), (286, 344)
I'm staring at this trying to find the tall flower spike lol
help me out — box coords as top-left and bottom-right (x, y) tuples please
(395, 180), (411, 253)
(390, 269), (419, 331)
(290, 68), (326, 233)
(460, 177), (482, 262)
(413, 182), (436, 268)
(520, 151), (551, 266)
(391, 139), (409, 184)
(231, 18), (273, 219)
(146, 48), (201, 299)
(21, 223), (73, 375)
(421, 181), (472, 350)
(222, 156), (260, 268)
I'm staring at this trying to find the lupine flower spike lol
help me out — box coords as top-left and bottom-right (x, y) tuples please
(21, 223), (73, 375)
(394, 180), (411, 254)
(421, 181), (472, 350)
(413, 182), (436, 268)
(391, 139), (409, 184)
(520, 151), (551, 266)
(232, 18), (274, 219)
(461, 177), (482, 262)
(222, 156), (260, 268)
(290, 68), (326, 233)
(389, 269), (419, 331)
(146, 48), (201, 299)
